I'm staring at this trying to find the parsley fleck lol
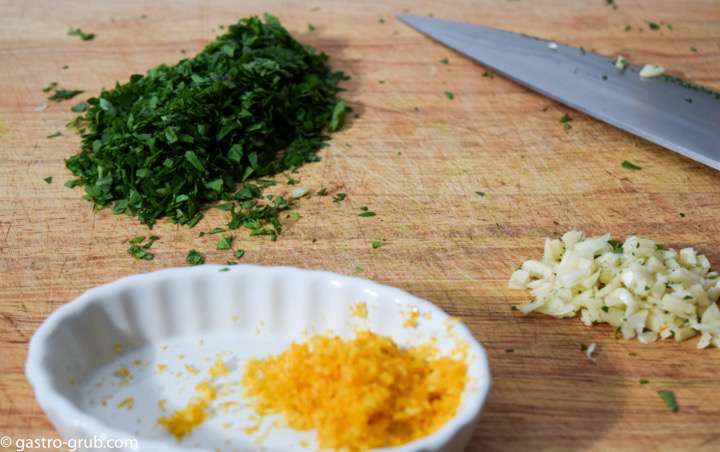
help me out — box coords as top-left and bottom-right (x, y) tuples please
(657, 390), (678, 412)
(608, 240), (624, 253)
(482, 71), (494, 79)
(505, 348), (514, 353)
(70, 102), (87, 113)
(219, 267), (230, 272)
(216, 235), (233, 250)
(378, 18), (385, 24)
(128, 245), (154, 260)
(186, 249), (205, 266)
(42, 82), (58, 93)
(511, 305), (519, 311)
(143, 235), (160, 249)
(286, 176), (299, 185)
(622, 160), (642, 170)
(476, 191), (485, 197)
(371, 240), (383, 249)
(560, 113), (573, 130)
(646, 21), (661, 30)
(317, 187), (328, 196)
(43, 176), (53, 184)
(444, 91), (455, 100)
(624, 25), (632, 31)
(47, 131), (62, 139)
(601, 306), (609, 313)
(308, 23), (315, 32)
(234, 249), (245, 259)
(67, 28), (96, 41)
(48, 88), (83, 102)
(358, 206), (376, 217)
(439, 58), (449, 65)
(690, 47), (698, 53)
(332, 192), (347, 202)
(640, 379), (649, 384)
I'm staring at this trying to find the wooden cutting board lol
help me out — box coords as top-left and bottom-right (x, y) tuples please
(1, 0), (719, 450)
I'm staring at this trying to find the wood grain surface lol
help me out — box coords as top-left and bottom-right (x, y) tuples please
(1, 0), (720, 450)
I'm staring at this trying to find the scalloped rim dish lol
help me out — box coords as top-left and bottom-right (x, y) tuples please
(26, 265), (491, 451)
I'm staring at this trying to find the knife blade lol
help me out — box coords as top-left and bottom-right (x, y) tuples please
(398, 15), (720, 171)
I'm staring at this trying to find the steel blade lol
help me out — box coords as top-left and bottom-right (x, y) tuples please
(398, 15), (720, 171)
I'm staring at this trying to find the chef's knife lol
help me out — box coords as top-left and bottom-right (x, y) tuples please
(398, 15), (720, 171)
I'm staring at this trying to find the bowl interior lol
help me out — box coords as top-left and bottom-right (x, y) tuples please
(29, 265), (490, 451)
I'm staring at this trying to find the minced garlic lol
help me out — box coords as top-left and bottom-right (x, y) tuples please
(242, 331), (467, 451)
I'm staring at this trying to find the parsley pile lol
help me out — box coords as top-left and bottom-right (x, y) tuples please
(65, 14), (348, 237)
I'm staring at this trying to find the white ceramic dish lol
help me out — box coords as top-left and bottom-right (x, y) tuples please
(26, 265), (491, 452)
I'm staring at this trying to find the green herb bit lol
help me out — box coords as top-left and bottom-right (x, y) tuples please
(608, 239), (624, 254)
(622, 160), (642, 170)
(482, 71), (494, 78)
(43, 176), (53, 184)
(646, 21), (660, 30)
(560, 113), (573, 130)
(234, 249), (245, 259)
(690, 47), (698, 53)
(679, 212), (685, 218)
(219, 267), (230, 272)
(354, 265), (364, 273)
(142, 235), (160, 249)
(128, 236), (145, 245)
(505, 348), (514, 353)
(606, 0), (618, 9)
(186, 249), (205, 265)
(378, 18), (385, 23)
(68, 28), (96, 41)
(439, 58), (449, 65)
(444, 91), (455, 100)
(308, 23), (315, 32)
(48, 88), (83, 102)
(216, 235), (233, 250)
(70, 102), (87, 112)
(289, 211), (301, 221)
(47, 131), (62, 139)
(657, 390), (678, 412)
(317, 187), (328, 196)
(624, 25), (632, 31)
(286, 177), (299, 185)
(332, 192), (347, 202)
(128, 245), (154, 261)
(378, 80), (385, 84)
(601, 306), (610, 313)
(475, 191), (485, 197)
(371, 240), (383, 249)
(42, 82), (58, 93)
(640, 379), (649, 384)
(358, 206), (376, 217)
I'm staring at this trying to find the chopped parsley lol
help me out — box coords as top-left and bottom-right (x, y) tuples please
(42, 82), (58, 93)
(608, 239), (624, 254)
(64, 15), (348, 233)
(560, 113), (573, 130)
(482, 71), (494, 79)
(70, 102), (87, 112)
(46, 131), (62, 139)
(216, 235), (233, 250)
(624, 25), (632, 31)
(371, 240), (383, 249)
(601, 306), (610, 313)
(43, 176), (53, 184)
(640, 379), (649, 384)
(358, 206), (376, 217)
(439, 58), (449, 65)
(67, 28), (96, 41)
(308, 23), (315, 32)
(127, 235), (158, 260)
(646, 21), (661, 30)
(186, 249), (205, 266)
(333, 192), (347, 202)
(234, 249), (245, 259)
(622, 160), (642, 170)
(219, 267), (230, 272)
(657, 390), (678, 412)
(690, 47), (698, 53)
(475, 191), (485, 197)
(317, 187), (328, 196)
(444, 91), (455, 100)
(48, 88), (83, 102)
(505, 348), (514, 353)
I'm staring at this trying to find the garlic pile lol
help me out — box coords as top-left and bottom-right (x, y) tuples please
(509, 231), (720, 348)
